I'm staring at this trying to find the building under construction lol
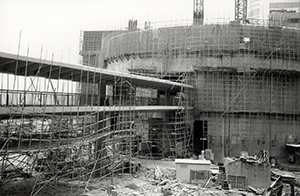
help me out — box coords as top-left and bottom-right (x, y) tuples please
(82, 22), (300, 163)
(1, 7), (300, 196)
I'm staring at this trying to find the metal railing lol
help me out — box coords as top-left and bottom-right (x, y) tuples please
(0, 89), (191, 107)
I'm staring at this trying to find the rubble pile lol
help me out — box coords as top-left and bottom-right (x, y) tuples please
(105, 165), (201, 196)
(145, 166), (193, 196)
(142, 164), (223, 196)
(226, 149), (270, 165)
(103, 161), (255, 196)
(3, 149), (300, 196)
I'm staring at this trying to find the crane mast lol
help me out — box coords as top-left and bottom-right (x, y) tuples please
(235, 0), (248, 23)
(193, 0), (204, 25)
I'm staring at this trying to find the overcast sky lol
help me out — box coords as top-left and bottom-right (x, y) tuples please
(0, 0), (234, 64)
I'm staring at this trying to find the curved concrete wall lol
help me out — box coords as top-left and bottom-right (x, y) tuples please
(101, 24), (300, 162)
(102, 24), (300, 72)
(194, 70), (300, 114)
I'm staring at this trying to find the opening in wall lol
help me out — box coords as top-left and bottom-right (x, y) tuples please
(193, 120), (208, 155)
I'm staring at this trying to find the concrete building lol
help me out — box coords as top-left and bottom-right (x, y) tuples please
(1, 18), (300, 194)
(269, 11), (300, 27)
(81, 23), (300, 163)
(248, 0), (300, 25)
(80, 30), (127, 67)
(270, 0), (300, 12)
(4, 2), (300, 193)
(248, 0), (270, 24)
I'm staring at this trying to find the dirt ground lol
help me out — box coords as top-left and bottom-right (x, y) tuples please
(1, 159), (300, 196)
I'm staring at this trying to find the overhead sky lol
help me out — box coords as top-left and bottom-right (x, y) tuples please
(0, 0), (234, 64)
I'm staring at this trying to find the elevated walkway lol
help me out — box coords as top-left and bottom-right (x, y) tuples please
(0, 52), (193, 91)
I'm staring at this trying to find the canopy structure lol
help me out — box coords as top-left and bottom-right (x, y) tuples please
(0, 52), (193, 91)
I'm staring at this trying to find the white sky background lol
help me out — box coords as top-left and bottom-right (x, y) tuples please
(0, 0), (234, 65)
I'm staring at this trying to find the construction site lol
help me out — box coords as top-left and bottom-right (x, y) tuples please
(1, 0), (300, 195)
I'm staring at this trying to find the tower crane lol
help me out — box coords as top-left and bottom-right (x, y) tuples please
(193, 0), (204, 25)
(235, 0), (248, 23)
(193, 0), (248, 25)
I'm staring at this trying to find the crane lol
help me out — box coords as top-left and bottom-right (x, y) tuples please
(193, 0), (248, 25)
(193, 0), (204, 25)
(235, 0), (248, 23)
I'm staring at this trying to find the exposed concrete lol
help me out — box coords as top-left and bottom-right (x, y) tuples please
(197, 112), (298, 163)
(106, 54), (300, 73)
(101, 25), (300, 70)
(224, 159), (271, 188)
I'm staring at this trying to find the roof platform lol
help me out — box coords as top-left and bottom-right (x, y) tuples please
(0, 105), (192, 117)
(0, 52), (193, 91)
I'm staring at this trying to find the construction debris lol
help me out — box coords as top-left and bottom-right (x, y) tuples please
(265, 176), (284, 196)
(224, 150), (271, 189)
(1, 6), (300, 194)
(144, 164), (200, 196)
(246, 185), (264, 195)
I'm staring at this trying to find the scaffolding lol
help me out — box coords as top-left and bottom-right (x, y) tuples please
(0, 49), (192, 195)
(98, 22), (300, 164)
(0, 19), (300, 194)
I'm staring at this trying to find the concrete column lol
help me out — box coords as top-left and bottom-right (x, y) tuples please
(166, 90), (171, 106)
(158, 90), (171, 105)
(94, 80), (107, 176)
(96, 79), (108, 132)
(98, 80), (106, 106)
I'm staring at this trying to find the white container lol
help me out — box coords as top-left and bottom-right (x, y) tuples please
(175, 159), (211, 183)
